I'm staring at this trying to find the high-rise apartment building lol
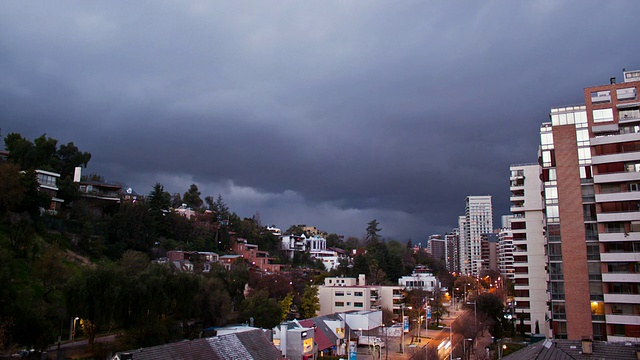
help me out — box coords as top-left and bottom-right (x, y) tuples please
(427, 234), (446, 263)
(461, 196), (493, 276)
(497, 227), (514, 281)
(540, 70), (640, 341)
(445, 231), (459, 274)
(509, 163), (548, 337)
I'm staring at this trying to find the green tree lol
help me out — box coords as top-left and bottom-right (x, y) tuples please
(279, 293), (294, 321)
(0, 162), (24, 215)
(107, 202), (156, 257)
(17, 169), (51, 217)
(66, 267), (121, 349)
(183, 184), (203, 209)
(241, 290), (282, 329)
(55, 141), (91, 179)
(285, 224), (305, 236)
(326, 233), (344, 248)
(299, 285), (320, 319)
(197, 275), (232, 328)
(365, 219), (381, 244)
(213, 194), (229, 219)
(429, 287), (448, 327)
(7, 212), (34, 258)
(148, 183), (171, 213)
(473, 292), (505, 339)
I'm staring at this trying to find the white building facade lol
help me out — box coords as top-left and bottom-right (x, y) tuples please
(510, 163), (549, 337)
(462, 196), (494, 276)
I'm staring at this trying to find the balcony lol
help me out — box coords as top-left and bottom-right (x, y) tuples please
(591, 131), (640, 145)
(596, 192), (640, 203)
(601, 273), (640, 282)
(599, 232), (640, 242)
(591, 151), (640, 165)
(591, 91), (611, 103)
(510, 195), (525, 203)
(605, 314), (640, 325)
(600, 252), (640, 262)
(594, 171), (640, 184)
(597, 211), (640, 222)
(603, 293), (640, 304)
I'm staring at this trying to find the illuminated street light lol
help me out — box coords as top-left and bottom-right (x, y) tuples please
(70, 317), (79, 343)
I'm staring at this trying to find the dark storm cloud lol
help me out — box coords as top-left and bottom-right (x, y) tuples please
(2, 1), (640, 240)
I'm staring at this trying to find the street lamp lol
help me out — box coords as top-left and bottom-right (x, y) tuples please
(70, 317), (79, 343)
(401, 304), (411, 354)
(382, 324), (388, 360)
(467, 301), (477, 354)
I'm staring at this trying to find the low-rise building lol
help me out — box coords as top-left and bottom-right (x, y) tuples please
(161, 250), (219, 273)
(273, 320), (316, 360)
(233, 237), (283, 272)
(35, 169), (64, 215)
(397, 266), (439, 292)
(317, 275), (404, 317)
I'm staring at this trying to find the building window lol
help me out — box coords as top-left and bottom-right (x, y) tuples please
(591, 90), (611, 104)
(354, 291), (363, 297)
(335, 291), (344, 296)
(354, 302), (363, 308)
(335, 302), (344, 307)
(593, 108), (614, 123)
(617, 87), (637, 101)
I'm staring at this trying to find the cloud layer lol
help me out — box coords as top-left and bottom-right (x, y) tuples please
(2, 1), (639, 240)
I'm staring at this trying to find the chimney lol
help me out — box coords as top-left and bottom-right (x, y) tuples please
(358, 274), (366, 286)
(73, 166), (82, 182)
(581, 338), (593, 354)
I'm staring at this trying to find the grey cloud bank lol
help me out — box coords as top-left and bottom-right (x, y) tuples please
(2, 1), (639, 241)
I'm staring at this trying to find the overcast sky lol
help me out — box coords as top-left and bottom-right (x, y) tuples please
(2, 1), (639, 242)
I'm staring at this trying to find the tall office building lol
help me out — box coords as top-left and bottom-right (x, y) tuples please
(461, 196), (493, 276)
(541, 70), (640, 341)
(509, 163), (548, 337)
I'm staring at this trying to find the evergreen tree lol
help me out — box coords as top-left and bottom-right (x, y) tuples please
(183, 184), (203, 209)
(365, 219), (381, 244)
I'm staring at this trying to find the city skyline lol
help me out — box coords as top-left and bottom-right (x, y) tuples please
(2, 1), (640, 240)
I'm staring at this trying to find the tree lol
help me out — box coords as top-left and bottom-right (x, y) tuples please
(344, 236), (360, 251)
(279, 293), (294, 321)
(183, 184), (203, 209)
(17, 169), (51, 217)
(473, 292), (505, 339)
(213, 194), (229, 219)
(241, 290), (282, 329)
(365, 219), (381, 244)
(285, 224), (305, 236)
(197, 275), (232, 328)
(326, 233), (344, 248)
(7, 212), (34, 258)
(56, 141), (91, 179)
(429, 287), (449, 327)
(107, 202), (156, 257)
(170, 193), (183, 208)
(299, 285), (320, 319)
(148, 183), (171, 213)
(0, 163), (24, 215)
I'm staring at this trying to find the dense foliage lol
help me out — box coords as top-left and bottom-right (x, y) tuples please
(0, 133), (451, 356)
